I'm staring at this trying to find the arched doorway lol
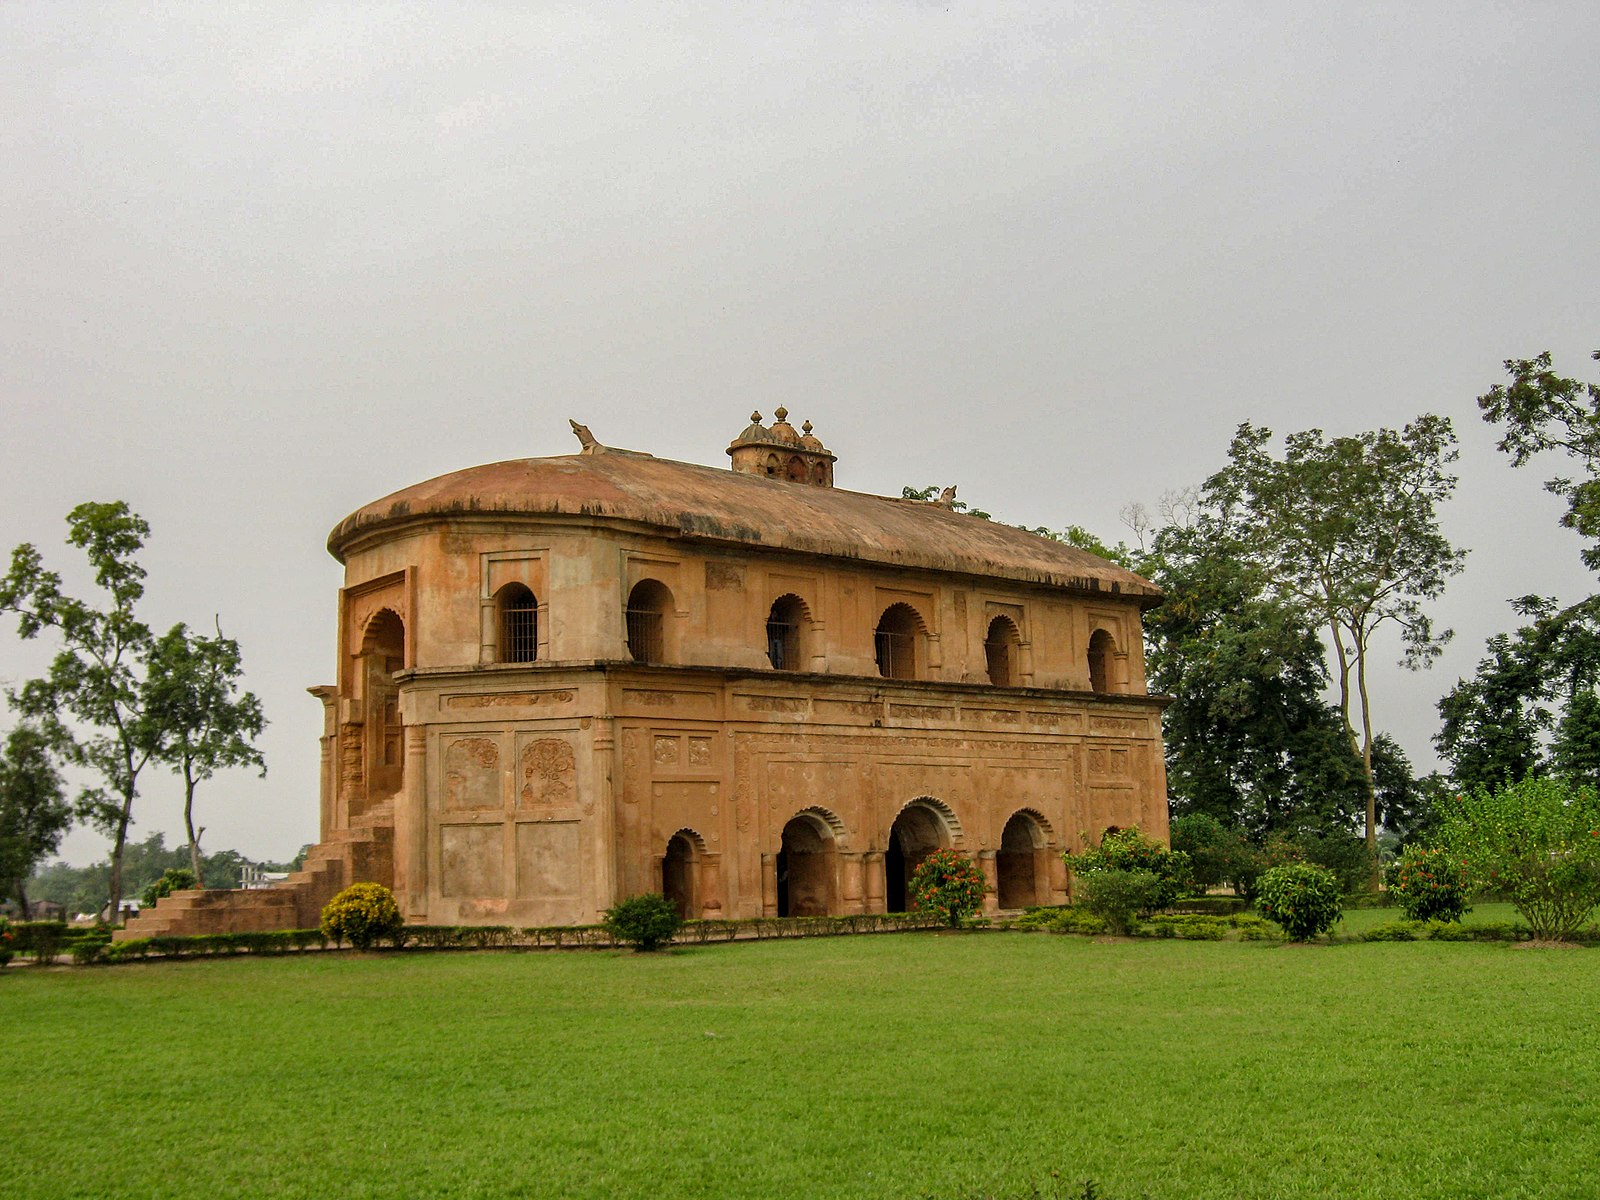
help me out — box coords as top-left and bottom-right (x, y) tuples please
(985, 615), (1021, 687)
(359, 610), (406, 814)
(661, 831), (700, 920)
(885, 801), (954, 912)
(998, 811), (1050, 909)
(1088, 628), (1116, 694)
(776, 813), (836, 917)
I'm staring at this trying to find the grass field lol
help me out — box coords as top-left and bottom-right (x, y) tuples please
(1330, 899), (1525, 936)
(3, 929), (1597, 1200)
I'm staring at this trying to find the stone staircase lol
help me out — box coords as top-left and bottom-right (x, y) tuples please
(116, 801), (395, 941)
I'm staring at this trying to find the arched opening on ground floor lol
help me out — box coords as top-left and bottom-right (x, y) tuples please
(661, 830), (704, 920)
(777, 812), (838, 917)
(997, 810), (1052, 909)
(885, 799), (956, 913)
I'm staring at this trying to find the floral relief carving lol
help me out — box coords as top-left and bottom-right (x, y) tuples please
(520, 738), (576, 807)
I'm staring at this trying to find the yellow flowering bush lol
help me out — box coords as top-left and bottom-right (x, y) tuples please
(320, 883), (403, 950)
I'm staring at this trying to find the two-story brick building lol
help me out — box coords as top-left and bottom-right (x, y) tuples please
(124, 411), (1168, 937)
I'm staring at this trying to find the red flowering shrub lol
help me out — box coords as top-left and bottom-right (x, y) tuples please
(1386, 845), (1470, 923)
(909, 849), (986, 928)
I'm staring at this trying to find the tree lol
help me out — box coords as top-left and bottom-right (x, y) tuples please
(1433, 776), (1600, 941)
(1138, 520), (1368, 841)
(1478, 348), (1600, 568)
(1204, 418), (1467, 868)
(145, 622), (267, 886)
(0, 724), (72, 917)
(0, 501), (169, 922)
(1436, 594), (1600, 791)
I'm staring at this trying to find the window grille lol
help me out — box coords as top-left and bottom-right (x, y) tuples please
(500, 601), (538, 663)
(875, 629), (915, 679)
(767, 617), (799, 670)
(626, 607), (665, 663)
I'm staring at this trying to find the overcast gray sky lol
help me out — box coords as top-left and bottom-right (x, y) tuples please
(4, 3), (1598, 866)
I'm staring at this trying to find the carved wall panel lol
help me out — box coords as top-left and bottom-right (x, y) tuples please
(516, 822), (580, 898)
(518, 737), (577, 808)
(440, 824), (503, 897)
(443, 737), (502, 811)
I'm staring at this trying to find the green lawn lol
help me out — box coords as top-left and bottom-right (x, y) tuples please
(3, 931), (1597, 1200)
(1331, 899), (1525, 936)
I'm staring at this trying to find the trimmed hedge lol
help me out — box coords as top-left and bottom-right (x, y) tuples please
(1008, 905), (1282, 941)
(51, 910), (946, 966)
(1172, 896), (1249, 916)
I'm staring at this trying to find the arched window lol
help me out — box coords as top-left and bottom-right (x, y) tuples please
(984, 615), (1021, 687)
(764, 453), (780, 477)
(495, 583), (538, 663)
(874, 603), (925, 680)
(765, 594), (808, 671)
(1088, 628), (1116, 694)
(785, 455), (806, 482)
(626, 580), (673, 663)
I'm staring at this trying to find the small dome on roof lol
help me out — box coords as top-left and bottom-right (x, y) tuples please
(733, 411), (769, 444)
(768, 406), (801, 445)
(799, 419), (826, 452)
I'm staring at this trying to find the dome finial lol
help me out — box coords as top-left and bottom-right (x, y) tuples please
(774, 405), (788, 422)
(750, 411), (762, 423)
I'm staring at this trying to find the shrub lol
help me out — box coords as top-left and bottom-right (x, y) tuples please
(1077, 869), (1165, 935)
(1170, 813), (1255, 893)
(1172, 895), (1249, 916)
(1254, 862), (1342, 941)
(0, 915), (12, 967)
(1139, 914), (1230, 940)
(70, 929), (112, 965)
(140, 867), (197, 908)
(1386, 845), (1471, 923)
(1432, 776), (1600, 941)
(319, 883), (403, 950)
(908, 848), (987, 928)
(1065, 827), (1192, 909)
(602, 893), (682, 951)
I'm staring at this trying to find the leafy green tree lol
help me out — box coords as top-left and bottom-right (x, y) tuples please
(0, 724), (72, 918)
(145, 622), (267, 886)
(1437, 594), (1600, 790)
(1550, 690), (1600, 787)
(0, 502), (169, 922)
(1204, 418), (1467, 868)
(1139, 521), (1368, 840)
(1433, 777), (1600, 940)
(1169, 813), (1254, 892)
(1478, 348), (1600, 568)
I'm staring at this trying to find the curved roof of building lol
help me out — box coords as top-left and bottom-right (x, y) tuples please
(328, 450), (1159, 602)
